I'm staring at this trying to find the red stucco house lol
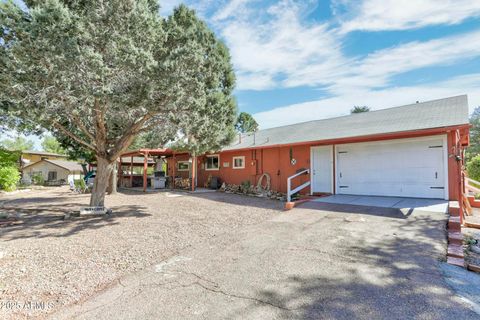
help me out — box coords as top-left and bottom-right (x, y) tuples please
(168, 95), (469, 204)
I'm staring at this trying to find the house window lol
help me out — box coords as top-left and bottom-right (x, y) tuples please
(177, 161), (190, 171)
(47, 171), (57, 181)
(205, 155), (219, 170)
(233, 156), (245, 169)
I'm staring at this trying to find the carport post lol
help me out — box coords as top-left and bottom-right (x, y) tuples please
(130, 156), (133, 187)
(191, 154), (196, 192)
(172, 153), (176, 190)
(143, 152), (148, 192)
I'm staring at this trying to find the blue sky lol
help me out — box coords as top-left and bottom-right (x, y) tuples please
(5, 0), (480, 149)
(159, 0), (480, 129)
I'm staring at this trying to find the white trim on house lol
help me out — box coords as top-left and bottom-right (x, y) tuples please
(205, 154), (220, 171)
(177, 161), (190, 171)
(232, 156), (245, 169)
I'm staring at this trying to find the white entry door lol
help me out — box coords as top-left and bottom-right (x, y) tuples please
(336, 136), (447, 199)
(311, 146), (333, 193)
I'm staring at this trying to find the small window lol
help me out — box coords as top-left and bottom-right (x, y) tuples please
(177, 161), (190, 171)
(47, 171), (57, 181)
(233, 156), (245, 169)
(205, 155), (219, 170)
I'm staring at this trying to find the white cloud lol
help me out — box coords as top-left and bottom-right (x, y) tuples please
(253, 73), (480, 129)
(214, 1), (480, 93)
(337, 0), (480, 33)
(328, 29), (480, 94)
(217, 0), (347, 90)
(212, 0), (252, 21)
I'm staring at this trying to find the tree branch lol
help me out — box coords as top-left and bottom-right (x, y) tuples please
(108, 112), (155, 160)
(52, 120), (97, 152)
(70, 113), (96, 142)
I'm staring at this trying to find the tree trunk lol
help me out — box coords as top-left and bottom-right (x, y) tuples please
(107, 162), (118, 195)
(90, 157), (115, 207)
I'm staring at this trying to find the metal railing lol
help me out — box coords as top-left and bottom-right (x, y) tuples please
(287, 169), (310, 202)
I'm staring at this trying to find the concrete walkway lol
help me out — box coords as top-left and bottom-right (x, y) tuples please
(54, 201), (476, 319)
(313, 195), (448, 213)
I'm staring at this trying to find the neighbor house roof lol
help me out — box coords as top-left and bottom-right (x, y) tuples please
(224, 95), (469, 151)
(22, 150), (68, 157)
(23, 159), (83, 172)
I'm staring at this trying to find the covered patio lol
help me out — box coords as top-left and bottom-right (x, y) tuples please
(119, 148), (193, 192)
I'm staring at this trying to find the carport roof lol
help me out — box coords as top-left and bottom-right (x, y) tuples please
(224, 95), (469, 151)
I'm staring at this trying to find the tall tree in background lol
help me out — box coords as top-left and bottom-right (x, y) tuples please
(235, 112), (258, 133)
(0, 1), (237, 206)
(41, 135), (66, 155)
(0, 136), (35, 151)
(350, 106), (370, 114)
(467, 106), (480, 160)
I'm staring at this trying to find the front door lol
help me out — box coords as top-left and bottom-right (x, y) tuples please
(311, 146), (333, 193)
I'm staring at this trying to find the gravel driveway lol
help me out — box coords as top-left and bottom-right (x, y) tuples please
(0, 187), (281, 319)
(54, 200), (479, 319)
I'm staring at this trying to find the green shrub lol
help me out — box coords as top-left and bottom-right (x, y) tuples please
(32, 173), (44, 185)
(0, 166), (20, 192)
(74, 179), (86, 190)
(467, 155), (480, 182)
(241, 180), (251, 193)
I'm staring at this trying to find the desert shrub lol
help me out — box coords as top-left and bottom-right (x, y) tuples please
(467, 155), (480, 182)
(74, 179), (86, 190)
(32, 173), (44, 185)
(241, 180), (251, 193)
(0, 166), (20, 191)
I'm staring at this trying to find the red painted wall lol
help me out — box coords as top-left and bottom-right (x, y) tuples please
(168, 127), (469, 201)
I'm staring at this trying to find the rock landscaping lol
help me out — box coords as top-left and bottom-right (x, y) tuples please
(464, 230), (480, 273)
(0, 186), (281, 319)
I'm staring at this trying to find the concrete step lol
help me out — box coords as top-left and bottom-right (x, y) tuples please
(447, 244), (464, 259)
(448, 216), (461, 232)
(447, 256), (465, 267)
(448, 232), (463, 246)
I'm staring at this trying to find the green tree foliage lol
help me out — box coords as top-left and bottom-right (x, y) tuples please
(41, 134), (66, 155)
(0, 165), (20, 191)
(350, 106), (370, 114)
(235, 112), (259, 133)
(467, 106), (480, 160)
(467, 155), (480, 182)
(0, 136), (34, 151)
(0, 1), (237, 206)
(0, 147), (21, 167)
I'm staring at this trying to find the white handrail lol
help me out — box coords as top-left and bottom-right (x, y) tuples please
(466, 177), (480, 193)
(287, 169), (310, 202)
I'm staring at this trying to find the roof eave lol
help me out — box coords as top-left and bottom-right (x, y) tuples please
(222, 124), (470, 152)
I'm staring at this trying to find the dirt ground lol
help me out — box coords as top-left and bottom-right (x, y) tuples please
(0, 187), (282, 319)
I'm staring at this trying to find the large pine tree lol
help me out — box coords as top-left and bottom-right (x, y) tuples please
(0, 0), (237, 206)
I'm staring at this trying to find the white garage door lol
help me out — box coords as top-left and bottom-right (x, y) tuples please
(336, 136), (447, 199)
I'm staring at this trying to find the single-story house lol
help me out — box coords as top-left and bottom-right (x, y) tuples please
(169, 95), (469, 203)
(22, 159), (84, 184)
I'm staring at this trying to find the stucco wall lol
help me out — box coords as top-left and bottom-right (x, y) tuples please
(22, 162), (82, 182)
(166, 129), (469, 201)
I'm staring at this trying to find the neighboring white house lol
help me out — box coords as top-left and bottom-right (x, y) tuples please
(22, 159), (84, 185)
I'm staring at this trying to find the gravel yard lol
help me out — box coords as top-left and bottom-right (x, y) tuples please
(0, 187), (281, 319)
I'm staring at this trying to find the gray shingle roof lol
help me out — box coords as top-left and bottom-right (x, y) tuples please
(224, 95), (469, 151)
(22, 151), (68, 157)
(43, 160), (83, 172)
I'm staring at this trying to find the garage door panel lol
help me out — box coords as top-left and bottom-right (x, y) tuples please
(336, 137), (446, 199)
